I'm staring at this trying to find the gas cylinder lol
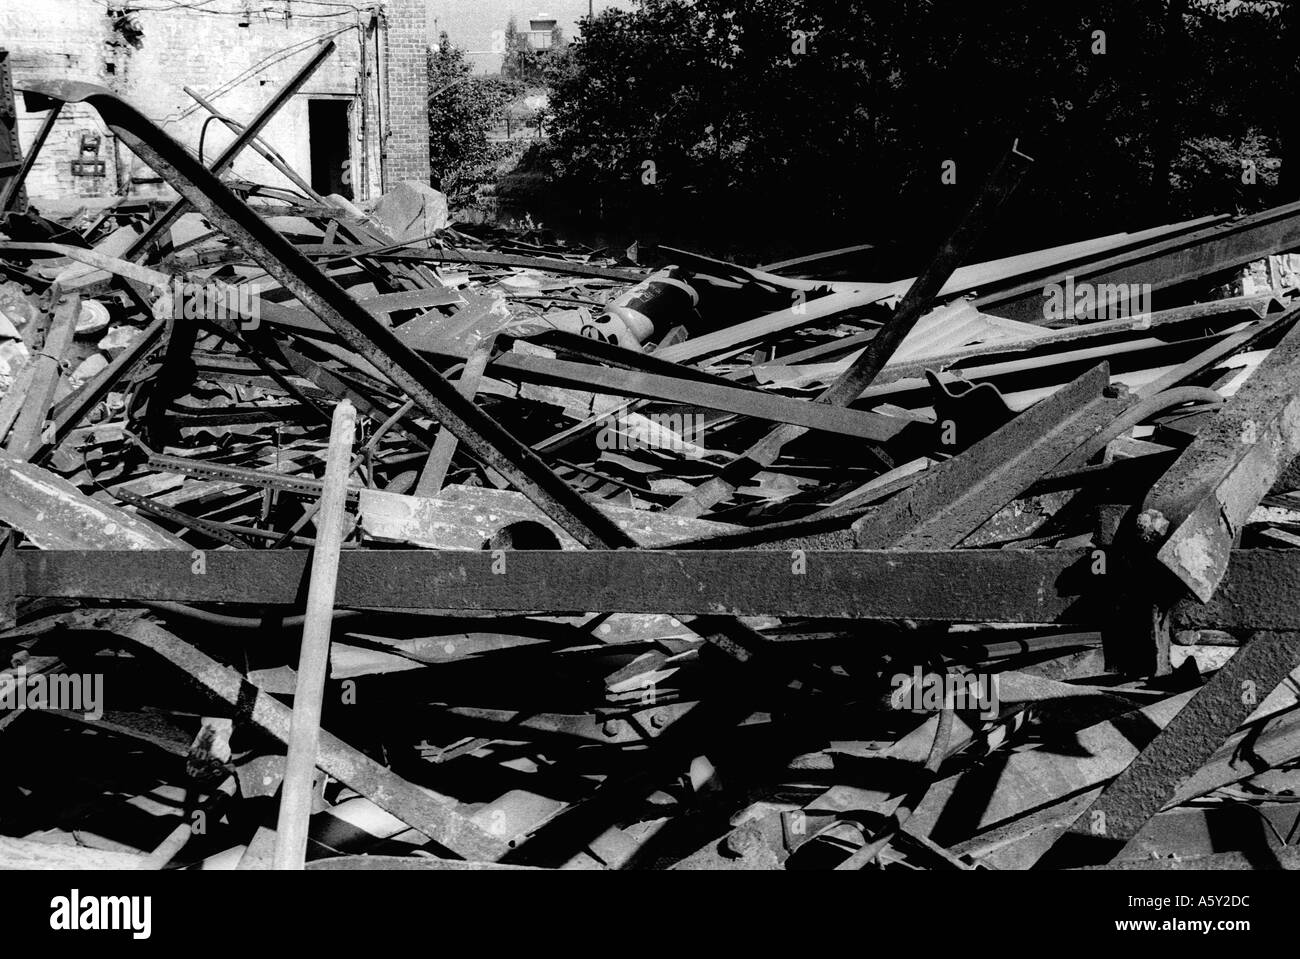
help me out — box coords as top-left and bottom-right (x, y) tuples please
(581, 267), (699, 350)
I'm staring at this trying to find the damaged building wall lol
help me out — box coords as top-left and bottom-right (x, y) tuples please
(0, 0), (431, 205)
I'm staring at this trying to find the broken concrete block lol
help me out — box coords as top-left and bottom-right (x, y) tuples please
(0, 339), (30, 383)
(368, 181), (449, 243)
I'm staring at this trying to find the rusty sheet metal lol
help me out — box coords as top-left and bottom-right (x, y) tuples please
(1085, 847), (1300, 870)
(853, 363), (1124, 548)
(493, 352), (908, 441)
(1138, 313), (1300, 601)
(908, 690), (1196, 845)
(667, 143), (1034, 518)
(1115, 803), (1300, 864)
(946, 682), (1300, 869)
(1133, 300), (1300, 400)
(359, 485), (738, 550)
(0, 449), (184, 549)
(122, 619), (508, 862)
(1038, 631), (1300, 868)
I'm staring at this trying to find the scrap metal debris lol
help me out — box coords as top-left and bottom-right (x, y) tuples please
(7, 57), (1300, 873)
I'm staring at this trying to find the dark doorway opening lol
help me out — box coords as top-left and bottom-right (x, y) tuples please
(308, 99), (352, 200)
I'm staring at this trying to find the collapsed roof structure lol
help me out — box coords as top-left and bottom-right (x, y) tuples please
(3, 41), (1300, 871)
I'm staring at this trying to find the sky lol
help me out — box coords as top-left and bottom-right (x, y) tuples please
(428, 0), (639, 73)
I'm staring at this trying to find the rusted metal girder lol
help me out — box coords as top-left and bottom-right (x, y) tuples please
(667, 142), (1035, 518)
(853, 362), (1126, 548)
(14, 548), (1096, 619)
(230, 244), (644, 283)
(7, 293), (78, 459)
(34, 317), (166, 465)
(495, 352), (908, 441)
(14, 83), (791, 716)
(977, 198), (1300, 323)
(122, 619), (508, 862)
(19, 80), (631, 551)
(1172, 549), (1300, 630)
(0, 100), (59, 216)
(1037, 630), (1300, 869)
(12, 547), (1296, 628)
(1138, 310), (1300, 601)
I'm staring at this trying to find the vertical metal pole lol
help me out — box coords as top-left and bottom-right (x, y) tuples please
(272, 399), (356, 870)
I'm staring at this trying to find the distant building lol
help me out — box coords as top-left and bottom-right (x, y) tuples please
(527, 15), (558, 50)
(430, 0), (636, 74)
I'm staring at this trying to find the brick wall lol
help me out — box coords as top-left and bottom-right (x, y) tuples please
(0, 0), (429, 203)
(381, 0), (431, 186)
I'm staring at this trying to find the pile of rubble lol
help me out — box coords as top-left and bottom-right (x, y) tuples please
(6, 62), (1300, 872)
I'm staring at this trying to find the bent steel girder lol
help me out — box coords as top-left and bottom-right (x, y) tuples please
(17, 83), (785, 678)
(20, 80), (631, 551)
(13, 84), (831, 864)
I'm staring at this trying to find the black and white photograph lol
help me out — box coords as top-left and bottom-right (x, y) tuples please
(0, 0), (1292, 940)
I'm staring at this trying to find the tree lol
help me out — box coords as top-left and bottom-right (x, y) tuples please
(536, 0), (1291, 258)
(502, 15), (520, 74)
(428, 33), (523, 203)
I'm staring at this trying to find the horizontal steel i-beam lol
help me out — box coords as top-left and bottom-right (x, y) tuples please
(8, 547), (1297, 628)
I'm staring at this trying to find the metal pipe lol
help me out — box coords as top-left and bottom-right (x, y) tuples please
(182, 86), (323, 202)
(373, 11), (385, 194)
